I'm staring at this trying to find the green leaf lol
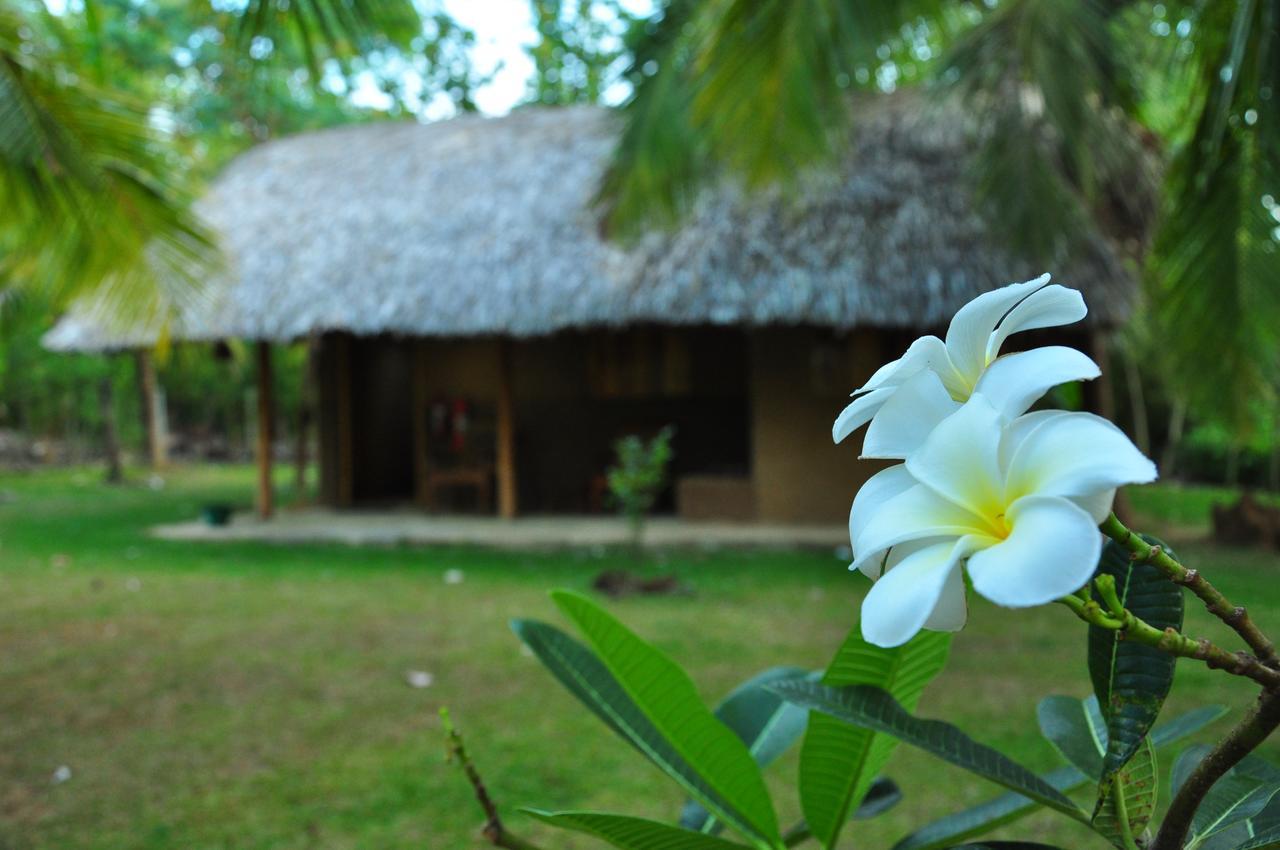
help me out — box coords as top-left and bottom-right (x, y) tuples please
(855, 777), (904, 820)
(522, 809), (751, 849)
(946, 844), (1068, 849)
(550, 591), (782, 848)
(1037, 695), (1108, 780)
(511, 618), (778, 848)
(798, 625), (951, 848)
(681, 666), (811, 834)
(1173, 747), (1280, 847)
(1092, 737), (1158, 849)
(1203, 794), (1280, 849)
(1088, 536), (1184, 785)
(773, 681), (1086, 821)
(1200, 760), (1280, 849)
(892, 765), (1088, 850)
(895, 705), (1227, 850)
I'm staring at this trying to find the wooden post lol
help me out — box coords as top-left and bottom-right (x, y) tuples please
(98, 375), (123, 484)
(412, 339), (432, 509)
(134, 350), (167, 469)
(255, 341), (274, 519)
(335, 334), (354, 507)
(496, 339), (518, 519)
(294, 337), (318, 505)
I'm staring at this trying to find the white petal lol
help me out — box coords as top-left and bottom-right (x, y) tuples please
(984, 284), (1088, 362)
(944, 275), (1051, 386)
(862, 371), (962, 460)
(860, 539), (968, 647)
(856, 335), (952, 393)
(1005, 411), (1157, 502)
(922, 560), (969, 632)
(967, 495), (1102, 607)
(851, 485), (991, 571)
(974, 346), (1101, 419)
(849, 465), (917, 551)
(905, 395), (1005, 521)
(1071, 489), (1117, 523)
(834, 388), (895, 443)
(997, 409), (1071, 471)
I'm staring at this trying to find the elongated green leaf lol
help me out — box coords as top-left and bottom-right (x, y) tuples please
(799, 625), (951, 848)
(522, 809), (751, 849)
(893, 765), (1088, 850)
(512, 618), (776, 848)
(947, 844), (1068, 849)
(1174, 747), (1280, 847)
(774, 681), (1085, 820)
(550, 591), (781, 848)
(1204, 794), (1280, 849)
(1037, 695), (1107, 780)
(681, 666), (810, 834)
(1089, 536), (1184, 786)
(895, 705), (1227, 850)
(856, 777), (904, 820)
(1200, 759), (1280, 849)
(1092, 737), (1157, 849)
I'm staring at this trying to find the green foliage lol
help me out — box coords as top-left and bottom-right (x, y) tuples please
(773, 681), (1086, 820)
(514, 592), (782, 848)
(606, 425), (675, 549)
(1088, 536), (1184, 789)
(1091, 737), (1157, 848)
(0, 4), (216, 322)
(892, 766), (1090, 850)
(1172, 746), (1280, 849)
(526, 0), (640, 105)
(680, 666), (812, 834)
(799, 625), (951, 849)
(894, 700), (1225, 850)
(523, 809), (751, 849)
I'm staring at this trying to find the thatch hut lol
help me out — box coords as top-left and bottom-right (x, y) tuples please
(45, 96), (1145, 524)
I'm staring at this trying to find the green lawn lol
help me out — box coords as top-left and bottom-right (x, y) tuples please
(1, 466), (1276, 849)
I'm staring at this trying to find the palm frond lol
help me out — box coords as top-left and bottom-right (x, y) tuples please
(940, 0), (1154, 264)
(1150, 0), (1280, 427)
(601, 0), (958, 232)
(0, 7), (218, 330)
(236, 0), (424, 78)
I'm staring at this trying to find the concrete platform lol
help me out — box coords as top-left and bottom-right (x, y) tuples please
(150, 509), (849, 550)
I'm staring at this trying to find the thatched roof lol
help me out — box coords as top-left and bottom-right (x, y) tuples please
(45, 96), (1141, 352)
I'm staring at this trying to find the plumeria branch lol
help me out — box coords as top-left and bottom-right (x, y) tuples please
(1099, 513), (1279, 667)
(1056, 578), (1280, 689)
(1151, 688), (1280, 850)
(441, 708), (547, 850)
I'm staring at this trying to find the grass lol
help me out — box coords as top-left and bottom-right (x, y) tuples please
(1, 466), (1277, 849)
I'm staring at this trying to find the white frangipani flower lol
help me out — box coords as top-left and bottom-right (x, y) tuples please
(849, 395), (1157, 648)
(833, 274), (1102, 459)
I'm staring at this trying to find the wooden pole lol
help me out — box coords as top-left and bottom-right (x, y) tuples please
(98, 375), (123, 484)
(412, 339), (431, 509)
(294, 337), (317, 505)
(134, 350), (167, 469)
(255, 341), (274, 519)
(336, 335), (354, 507)
(495, 339), (518, 519)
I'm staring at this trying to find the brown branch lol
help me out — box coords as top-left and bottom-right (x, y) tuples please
(1151, 688), (1280, 850)
(440, 708), (546, 850)
(1100, 513), (1279, 666)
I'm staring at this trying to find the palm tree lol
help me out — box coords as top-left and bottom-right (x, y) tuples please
(602, 0), (1279, 427)
(0, 0), (421, 325)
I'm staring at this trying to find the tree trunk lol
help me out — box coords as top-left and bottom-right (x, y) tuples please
(1121, 345), (1150, 455)
(98, 377), (123, 484)
(1161, 398), (1187, 480)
